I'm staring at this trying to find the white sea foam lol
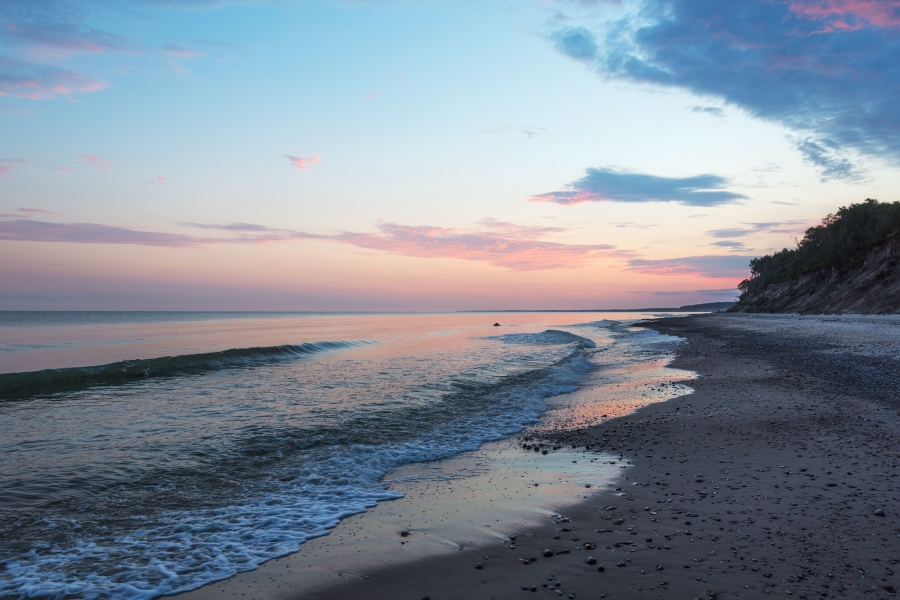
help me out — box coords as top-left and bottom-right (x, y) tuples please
(1, 343), (593, 599)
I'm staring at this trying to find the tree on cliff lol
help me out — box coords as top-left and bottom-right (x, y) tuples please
(738, 199), (900, 295)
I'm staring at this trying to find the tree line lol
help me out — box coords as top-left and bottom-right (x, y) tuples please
(738, 198), (900, 295)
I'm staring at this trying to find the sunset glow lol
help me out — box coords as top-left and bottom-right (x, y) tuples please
(1, 0), (898, 310)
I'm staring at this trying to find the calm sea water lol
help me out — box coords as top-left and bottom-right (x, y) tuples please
(0, 311), (684, 599)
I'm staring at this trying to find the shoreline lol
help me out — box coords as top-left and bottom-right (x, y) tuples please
(177, 313), (900, 599)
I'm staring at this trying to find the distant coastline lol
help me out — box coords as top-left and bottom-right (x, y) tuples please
(458, 301), (737, 313)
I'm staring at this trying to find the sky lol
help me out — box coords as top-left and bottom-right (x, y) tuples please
(1, 0), (898, 310)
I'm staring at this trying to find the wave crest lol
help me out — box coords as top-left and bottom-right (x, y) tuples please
(0, 340), (367, 400)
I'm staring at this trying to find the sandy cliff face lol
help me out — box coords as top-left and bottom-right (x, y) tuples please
(733, 236), (900, 314)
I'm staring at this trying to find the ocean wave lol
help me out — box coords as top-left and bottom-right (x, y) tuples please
(488, 329), (596, 348)
(0, 340), (368, 401)
(0, 346), (593, 599)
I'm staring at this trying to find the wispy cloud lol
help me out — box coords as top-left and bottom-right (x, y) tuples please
(0, 1), (131, 100)
(0, 218), (624, 271)
(531, 167), (746, 207)
(787, 0), (900, 31)
(707, 221), (805, 238)
(0, 220), (212, 247)
(548, 0), (900, 179)
(710, 240), (750, 253)
(286, 154), (321, 171)
(16, 207), (52, 215)
(0, 158), (28, 176)
(478, 125), (548, 139)
(793, 136), (863, 181)
(333, 220), (622, 270)
(611, 221), (658, 229)
(161, 44), (200, 57)
(691, 106), (723, 117)
(627, 255), (753, 278)
(81, 154), (112, 169)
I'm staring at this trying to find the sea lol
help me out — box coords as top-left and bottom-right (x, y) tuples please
(0, 311), (691, 599)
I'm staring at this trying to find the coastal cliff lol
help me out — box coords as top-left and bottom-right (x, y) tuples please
(732, 235), (900, 313)
(732, 198), (900, 314)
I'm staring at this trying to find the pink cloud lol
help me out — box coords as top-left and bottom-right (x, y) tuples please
(333, 221), (623, 270)
(0, 158), (28, 176)
(54, 166), (71, 172)
(286, 155), (321, 171)
(0, 65), (107, 100)
(81, 154), (112, 169)
(148, 176), (165, 185)
(788, 0), (900, 30)
(1, 218), (625, 271)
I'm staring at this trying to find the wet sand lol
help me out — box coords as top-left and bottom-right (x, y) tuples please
(175, 313), (900, 599)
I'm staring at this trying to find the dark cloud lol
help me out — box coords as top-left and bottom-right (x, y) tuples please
(550, 0), (900, 179)
(710, 240), (750, 253)
(627, 254), (753, 278)
(551, 27), (599, 61)
(691, 106), (723, 117)
(531, 167), (746, 207)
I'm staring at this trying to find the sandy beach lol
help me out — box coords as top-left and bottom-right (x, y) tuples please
(174, 313), (900, 600)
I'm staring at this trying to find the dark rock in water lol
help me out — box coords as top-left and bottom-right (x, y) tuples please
(597, 565), (605, 572)
(400, 530), (410, 537)
(586, 556), (597, 564)
(475, 563), (484, 569)
(875, 508), (887, 516)
(543, 549), (554, 557)
(493, 322), (500, 326)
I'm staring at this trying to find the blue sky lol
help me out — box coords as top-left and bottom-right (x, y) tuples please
(1, 0), (898, 310)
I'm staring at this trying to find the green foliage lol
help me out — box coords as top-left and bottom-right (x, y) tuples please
(738, 199), (900, 294)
